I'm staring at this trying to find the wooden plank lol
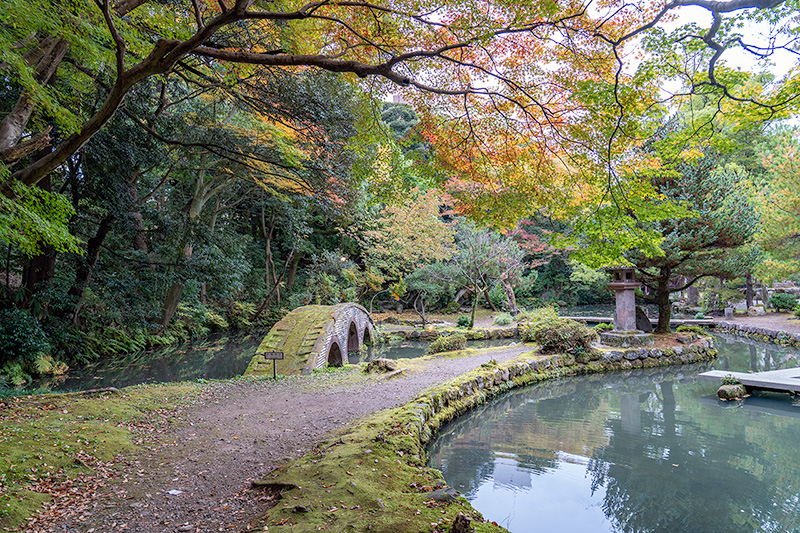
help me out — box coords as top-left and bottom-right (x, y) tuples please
(698, 369), (800, 393)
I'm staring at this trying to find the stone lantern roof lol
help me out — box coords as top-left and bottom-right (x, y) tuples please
(605, 266), (639, 290)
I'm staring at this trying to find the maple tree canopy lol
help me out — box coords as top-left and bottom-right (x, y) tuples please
(0, 0), (797, 225)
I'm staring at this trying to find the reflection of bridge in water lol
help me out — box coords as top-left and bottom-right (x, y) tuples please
(245, 303), (376, 376)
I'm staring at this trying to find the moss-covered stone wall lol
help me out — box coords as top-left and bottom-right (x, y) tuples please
(262, 338), (716, 532)
(713, 321), (800, 347)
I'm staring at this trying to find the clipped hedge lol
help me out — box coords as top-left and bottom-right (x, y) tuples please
(770, 293), (797, 312)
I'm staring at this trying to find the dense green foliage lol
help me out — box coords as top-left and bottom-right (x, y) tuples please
(427, 333), (468, 354)
(493, 313), (513, 326)
(520, 313), (598, 355)
(769, 293), (797, 312)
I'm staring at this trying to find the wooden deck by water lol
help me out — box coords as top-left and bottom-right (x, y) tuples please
(699, 369), (800, 394)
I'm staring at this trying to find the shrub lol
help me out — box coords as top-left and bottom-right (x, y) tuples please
(443, 302), (461, 314)
(521, 315), (598, 355)
(770, 293), (797, 312)
(494, 313), (514, 326)
(456, 315), (470, 328)
(427, 333), (468, 354)
(227, 302), (257, 330)
(701, 286), (744, 312)
(694, 312), (706, 319)
(721, 374), (741, 386)
(0, 308), (51, 368)
(794, 306), (800, 318)
(594, 322), (613, 332)
(203, 309), (230, 332)
(677, 325), (706, 336)
(487, 284), (506, 310)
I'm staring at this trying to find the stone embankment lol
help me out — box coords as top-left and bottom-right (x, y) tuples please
(405, 338), (715, 443)
(713, 321), (800, 347)
(265, 337), (716, 532)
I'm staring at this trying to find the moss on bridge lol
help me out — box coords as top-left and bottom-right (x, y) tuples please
(245, 305), (337, 377)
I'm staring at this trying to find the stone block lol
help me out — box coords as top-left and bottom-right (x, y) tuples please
(635, 306), (653, 333)
(602, 350), (624, 362)
(748, 306), (766, 316)
(717, 384), (747, 400)
(600, 331), (654, 348)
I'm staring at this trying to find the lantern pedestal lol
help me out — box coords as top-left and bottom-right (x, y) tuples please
(601, 268), (653, 348)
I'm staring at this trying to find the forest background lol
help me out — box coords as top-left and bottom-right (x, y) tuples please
(1, 0), (799, 386)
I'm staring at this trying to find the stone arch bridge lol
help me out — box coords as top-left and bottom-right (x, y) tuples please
(245, 303), (376, 376)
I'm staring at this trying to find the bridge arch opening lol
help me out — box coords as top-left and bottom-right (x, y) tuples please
(327, 341), (343, 367)
(348, 321), (360, 352)
(363, 327), (373, 346)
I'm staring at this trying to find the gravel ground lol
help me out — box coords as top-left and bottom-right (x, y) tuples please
(31, 344), (533, 533)
(714, 312), (800, 334)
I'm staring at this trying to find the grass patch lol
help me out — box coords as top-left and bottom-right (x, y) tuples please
(0, 384), (199, 528)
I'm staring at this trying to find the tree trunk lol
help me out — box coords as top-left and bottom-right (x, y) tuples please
(414, 293), (427, 327)
(501, 279), (519, 316)
(22, 249), (56, 305)
(454, 288), (468, 304)
(285, 251), (302, 292)
(20, 173), (56, 305)
(745, 274), (754, 309)
(68, 213), (116, 316)
(160, 280), (184, 328)
(260, 206), (278, 310)
(0, 39), (68, 156)
(483, 288), (497, 312)
(469, 287), (479, 328)
(252, 250), (294, 322)
(160, 243), (192, 327)
(0, 0), (148, 166)
(655, 267), (671, 333)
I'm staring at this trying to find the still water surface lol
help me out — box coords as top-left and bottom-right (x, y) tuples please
(32, 335), (517, 392)
(428, 334), (800, 533)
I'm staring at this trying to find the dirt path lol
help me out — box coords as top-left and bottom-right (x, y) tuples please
(35, 344), (533, 533)
(714, 312), (800, 334)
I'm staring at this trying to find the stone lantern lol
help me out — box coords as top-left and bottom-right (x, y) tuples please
(601, 266), (653, 347)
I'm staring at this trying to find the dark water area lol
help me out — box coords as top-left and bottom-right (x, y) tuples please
(27, 334), (518, 393)
(349, 338), (519, 364)
(31, 333), (265, 393)
(428, 334), (800, 533)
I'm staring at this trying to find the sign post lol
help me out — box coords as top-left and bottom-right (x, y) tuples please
(262, 351), (284, 379)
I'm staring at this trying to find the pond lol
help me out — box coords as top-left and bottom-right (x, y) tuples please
(427, 333), (800, 533)
(28, 335), (518, 393)
(31, 332), (265, 393)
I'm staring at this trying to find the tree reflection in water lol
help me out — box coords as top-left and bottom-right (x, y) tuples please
(430, 342), (800, 533)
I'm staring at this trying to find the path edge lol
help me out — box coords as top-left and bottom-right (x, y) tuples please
(260, 338), (717, 532)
